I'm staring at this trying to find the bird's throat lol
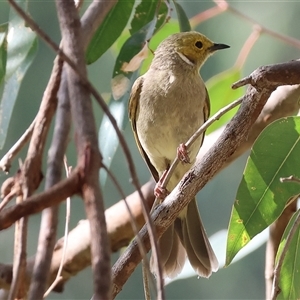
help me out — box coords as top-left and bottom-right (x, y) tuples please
(176, 52), (195, 66)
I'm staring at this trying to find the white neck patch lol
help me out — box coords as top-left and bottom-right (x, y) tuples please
(177, 52), (195, 66)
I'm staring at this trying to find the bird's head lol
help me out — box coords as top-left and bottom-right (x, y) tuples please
(155, 31), (230, 70)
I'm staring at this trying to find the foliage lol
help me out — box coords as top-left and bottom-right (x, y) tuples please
(0, 3), (37, 149)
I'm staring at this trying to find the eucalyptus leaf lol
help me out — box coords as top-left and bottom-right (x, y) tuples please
(226, 116), (300, 265)
(98, 71), (139, 186)
(206, 68), (244, 134)
(86, 0), (135, 64)
(130, 0), (159, 35)
(275, 209), (300, 300)
(0, 23), (8, 86)
(0, 5), (37, 149)
(112, 20), (157, 96)
(173, 0), (191, 32)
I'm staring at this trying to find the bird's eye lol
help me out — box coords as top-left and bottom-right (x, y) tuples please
(195, 41), (203, 49)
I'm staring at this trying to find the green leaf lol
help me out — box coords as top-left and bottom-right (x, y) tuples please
(111, 0), (171, 82)
(0, 4), (37, 149)
(173, 0), (191, 32)
(130, 0), (158, 35)
(275, 210), (300, 300)
(154, 1), (170, 33)
(226, 116), (300, 265)
(112, 20), (157, 86)
(206, 68), (244, 134)
(0, 23), (8, 86)
(85, 0), (135, 65)
(140, 20), (179, 74)
(111, 1), (170, 58)
(98, 72), (139, 186)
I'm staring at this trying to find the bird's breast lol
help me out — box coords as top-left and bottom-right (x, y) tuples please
(136, 69), (207, 170)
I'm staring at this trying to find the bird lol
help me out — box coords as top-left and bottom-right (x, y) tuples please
(128, 31), (229, 278)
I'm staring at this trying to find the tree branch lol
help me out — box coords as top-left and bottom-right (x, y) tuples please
(0, 171), (81, 230)
(0, 181), (155, 292)
(55, 1), (111, 298)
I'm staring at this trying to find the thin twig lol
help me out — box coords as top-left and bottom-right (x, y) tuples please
(280, 175), (300, 184)
(43, 158), (72, 298)
(0, 117), (36, 173)
(190, 4), (227, 27)
(102, 163), (156, 296)
(0, 191), (15, 212)
(8, 195), (28, 300)
(214, 0), (300, 49)
(234, 26), (262, 70)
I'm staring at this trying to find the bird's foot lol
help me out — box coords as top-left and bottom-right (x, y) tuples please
(154, 170), (170, 199)
(177, 143), (190, 164)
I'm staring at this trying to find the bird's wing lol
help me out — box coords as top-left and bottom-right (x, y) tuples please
(128, 76), (160, 182)
(204, 87), (210, 121)
(199, 87), (211, 147)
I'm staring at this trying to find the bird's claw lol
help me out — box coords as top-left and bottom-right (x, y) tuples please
(177, 143), (190, 164)
(154, 183), (169, 199)
(154, 169), (169, 200)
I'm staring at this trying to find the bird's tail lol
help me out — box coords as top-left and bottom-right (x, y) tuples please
(150, 198), (218, 279)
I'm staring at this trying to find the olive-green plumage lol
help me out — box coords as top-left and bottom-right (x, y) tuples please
(129, 31), (229, 278)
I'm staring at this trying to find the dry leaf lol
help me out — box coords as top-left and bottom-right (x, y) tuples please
(111, 74), (131, 100)
(121, 42), (149, 73)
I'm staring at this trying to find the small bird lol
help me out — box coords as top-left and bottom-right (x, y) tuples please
(128, 31), (229, 278)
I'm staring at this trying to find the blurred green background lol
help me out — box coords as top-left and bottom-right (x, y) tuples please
(0, 1), (299, 299)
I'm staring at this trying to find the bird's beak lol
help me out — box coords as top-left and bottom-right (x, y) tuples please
(209, 43), (230, 52)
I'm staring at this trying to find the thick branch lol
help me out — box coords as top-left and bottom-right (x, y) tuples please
(55, 1), (111, 298)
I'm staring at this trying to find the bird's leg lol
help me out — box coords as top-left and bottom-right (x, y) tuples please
(154, 169), (170, 200)
(177, 143), (190, 164)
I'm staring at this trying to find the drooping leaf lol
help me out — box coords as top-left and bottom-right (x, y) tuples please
(206, 67), (244, 134)
(112, 20), (157, 98)
(140, 20), (179, 74)
(130, 0), (158, 35)
(0, 23), (8, 86)
(275, 209), (300, 300)
(120, 42), (149, 73)
(86, 0), (135, 64)
(173, 0), (191, 32)
(111, 1), (170, 58)
(154, 1), (171, 33)
(226, 116), (300, 265)
(0, 4), (37, 149)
